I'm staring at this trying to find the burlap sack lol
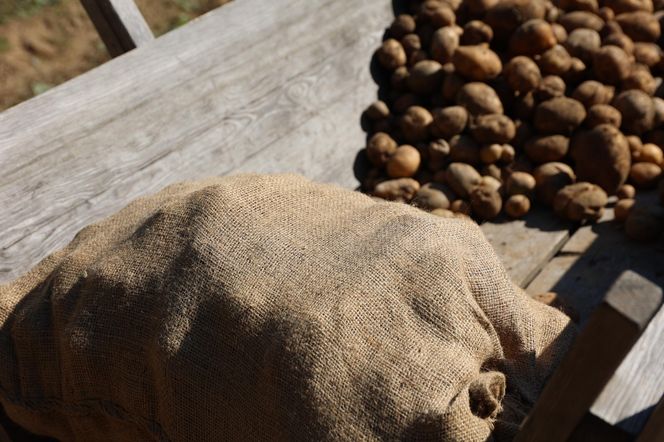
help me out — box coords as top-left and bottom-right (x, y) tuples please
(0, 174), (575, 441)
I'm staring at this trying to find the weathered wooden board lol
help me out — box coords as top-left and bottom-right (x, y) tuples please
(526, 196), (664, 435)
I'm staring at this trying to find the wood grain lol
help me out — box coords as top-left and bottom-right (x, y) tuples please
(80, 0), (154, 57)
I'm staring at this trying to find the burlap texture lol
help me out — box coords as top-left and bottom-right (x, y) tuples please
(0, 174), (575, 441)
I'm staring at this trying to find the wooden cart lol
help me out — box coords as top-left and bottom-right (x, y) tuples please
(0, 0), (663, 440)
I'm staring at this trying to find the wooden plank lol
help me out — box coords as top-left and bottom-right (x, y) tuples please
(80, 0), (154, 57)
(638, 396), (664, 442)
(526, 195), (664, 435)
(515, 282), (662, 442)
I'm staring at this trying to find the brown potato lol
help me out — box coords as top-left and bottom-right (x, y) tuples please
(592, 46), (631, 85)
(470, 114), (516, 144)
(442, 71), (466, 101)
(633, 42), (661, 67)
(390, 66), (410, 92)
(614, 198), (636, 221)
(373, 178), (421, 201)
(525, 135), (570, 163)
(571, 124), (631, 193)
(452, 45), (503, 81)
(466, 0), (500, 15)
(431, 106), (468, 138)
(401, 34), (422, 56)
(603, 0), (654, 14)
(534, 97), (587, 134)
(513, 92), (537, 120)
(638, 143), (664, 164)
(506, 171), (537, 196)
(480, 144), (504, 164)
(553, 182), (608, 221)
(431, 27), (460, 64)
(509, 19), (558, 55)
(558, 0), (599, 12)
(586, 104), (623, 128)
(400, 106), (434, 143)
(622, 65), (657, 95)
(572, 80), (615, 108)
(559, 11), (605, 32)
(430, 208), (460, 218)
(538, 45), (573, 76)
(389, 14), (417, 39)
(377, 39), (407, 70)
(449, 135), (482, 164)
(616, 11), (661, 42)
(501, 144), (516, 163)
(564, 28), (601, 63)
(504, 56), (542, 94)
(366, 132), (398, 166)
(392, 93), (421, 114)
(427, 139), (451, 170)
(482, 163), (503, 180)
(534, 162), (577, 205)
(612, 89), (655, 134)
(456, 82), (504, 115)
(462, 21), (494, 45)
(534, 76), (566, 101)
(411, 183), (457, 210)
(386, 145), (422, 178)
(450, 199), (472, 215)
(505, 194), (532, 218)
(484, 0), (547, 42)
(625, 205), (664, 241)
(470, 182), (503, 220)
(617, 183), (637, 199)
(630, 162), (662, 187)
(445, 162), (482, 198)
(603, 32), (635, 55)
(365, 101), (390, 121)
(418, 1), (456, 28)
(407, 60), (444, 95)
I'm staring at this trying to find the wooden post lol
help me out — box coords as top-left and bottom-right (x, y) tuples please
(515, 282), (662, 442)
(80, 0), (154, 57)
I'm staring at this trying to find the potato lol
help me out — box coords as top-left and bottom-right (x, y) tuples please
(512, 120), (533, 150)
(603, 32), (635, 55)
(482, 164), (503, 180)
(390, 14), (417, 39)
(538, 45), (573, 76)
(534, 97), (587, 134)
(431, 106), (468, 138)
(613, 89), (655, 134)
(407, 60), (444, 95)
(393, 93), (421, 114)
(450, 199), (472, 215)
(480, 144), (504, 164)
(449, 135), (482, 164)
(431, 208), (459, 218)
(638, 143), (664, 164)
(633, 42), (661, 67)
(452, 45), (503, 81)
(400, 106), (433, 143)
(509, 19), (557, 55)
(604, 0), (654, 14)
(565, 57), (587, 85)
(470, 181), (503, 220)
(622, 65), (657, 96)
(558, 0), (599, 12)
(559, 11), (605, 32)
(525, 135), (570, 163)
(586, 104), (623, 128)
(617, 183), (637, 199)
(469, 114), (516, 144)
(630, 162), (662, 187)
(504, 56), (542, 94)
(442, 71), (466, 101)
(411, 183), (457, 210)
(513, 92), (537, 120)
(386, 145), (422, 178)
(431, 27), (460, 64)
(571, 124), (631, 193)
(479, 175), (503, 192)
(427, 139), (451, 170)
(365, 101), (390, 121)
(418, 1), (456, 28)
(456, 82), (504, 115)
(553, 182), (608, 221)
(484, 0), (547, 42)
(592, 46), (632, 85)
(534, 76), (566, 101)
(552, 23), (569, 43)
(616, 11), (661, 42)
(445, 162), (482, 198)
(501, 144), (516, 162)
(654, 98), (664, 127)
(390, 66), (410, 91)
(401, 34), (422, 56)
(461, 21), (494, 45)
(366, 132), (398, 166)
(572, 80), (615, 108)
(466, 0), (500, 15)
(625, 205), (664, 241)
(506, 171), (537, 196)
(614, 198), (636, 221)
(534, 162), (577, 205)
(505, 194), (532, 218)
(564, 28), (601, 63)
(377, 39), (407, 70)
(373, 178), (420, 201)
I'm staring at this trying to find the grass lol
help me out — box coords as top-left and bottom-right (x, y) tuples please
(0, 0), (60, 23)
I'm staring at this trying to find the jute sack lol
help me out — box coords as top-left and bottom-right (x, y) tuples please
(0, 174), (575, 441)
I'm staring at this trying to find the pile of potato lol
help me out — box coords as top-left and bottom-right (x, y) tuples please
(360, 0), (664, 240)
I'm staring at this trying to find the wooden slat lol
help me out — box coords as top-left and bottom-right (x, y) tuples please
(638, 396), (664, 442)
(80, 0), (154, 57)
(515, 281), (662, 442)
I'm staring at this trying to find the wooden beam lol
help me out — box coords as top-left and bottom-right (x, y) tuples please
(514, 284), (662, 442)
(80, 0), (154, 57)
(637, 397), (664, 442)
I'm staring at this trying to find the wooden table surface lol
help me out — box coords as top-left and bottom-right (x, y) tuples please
(0, 0), (662, 436)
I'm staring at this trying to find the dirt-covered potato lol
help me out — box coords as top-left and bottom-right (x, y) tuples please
(470, 181), (503, 220)
(622, 65), (657, 95)
(390, 14), (417, 39)
(401, 34), (422, 56)
(373, 178), (420, 201)
(525, 135), (570, 163)
(534, 76), (567, 101)
(571, 124), (631, 193)
(506, 171), (537, 196)
(431, 106), (468, 138)
(469, 114), (516, 144)
(366, 132), (398, 166)
(509, 19), (558, 55)
(630, 161), (663, 187)
(452, 45), (503, 81)
(614, 198), (636, 221)
(633, 42), (661, 68)
(480, 144), (504, 164)
(456, 82), (504, 115)
(534, 162), (577, 205)
(553, 182), (608, 221)
(484, 0), (547, 42)
(586, 104), (623, 128)
(411, 182), (457, 210)
(559, 11), (605, 32)
(445, 162), (482, 198)
(418, 1), (456, 28)
(431, 27), (459, 64)
(603, 32), (635, 55)
(365, 101), (390, 121)
(538, 45), (573, 76)
(377, 39), (407, 70)
(592, 46), (632, 85)
(572, 80), (615, 108)
(612, 89), (655, 134)
(400, 106), (433, 143)
(504, 56), (542, 93)
(461, 21), (493, 46)
(505, 194), (532, 218)
(534, 97), (587, 134)
(564, 28), (601, 63)
(386, 145), (422, 178)
(625, 205), (664, 241)
(449, 135), (482, 164)
(616, 11), (661, 42)
(407, 60), (444, 95)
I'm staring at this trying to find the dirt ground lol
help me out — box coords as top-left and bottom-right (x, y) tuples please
(0, 0), (230, 112)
